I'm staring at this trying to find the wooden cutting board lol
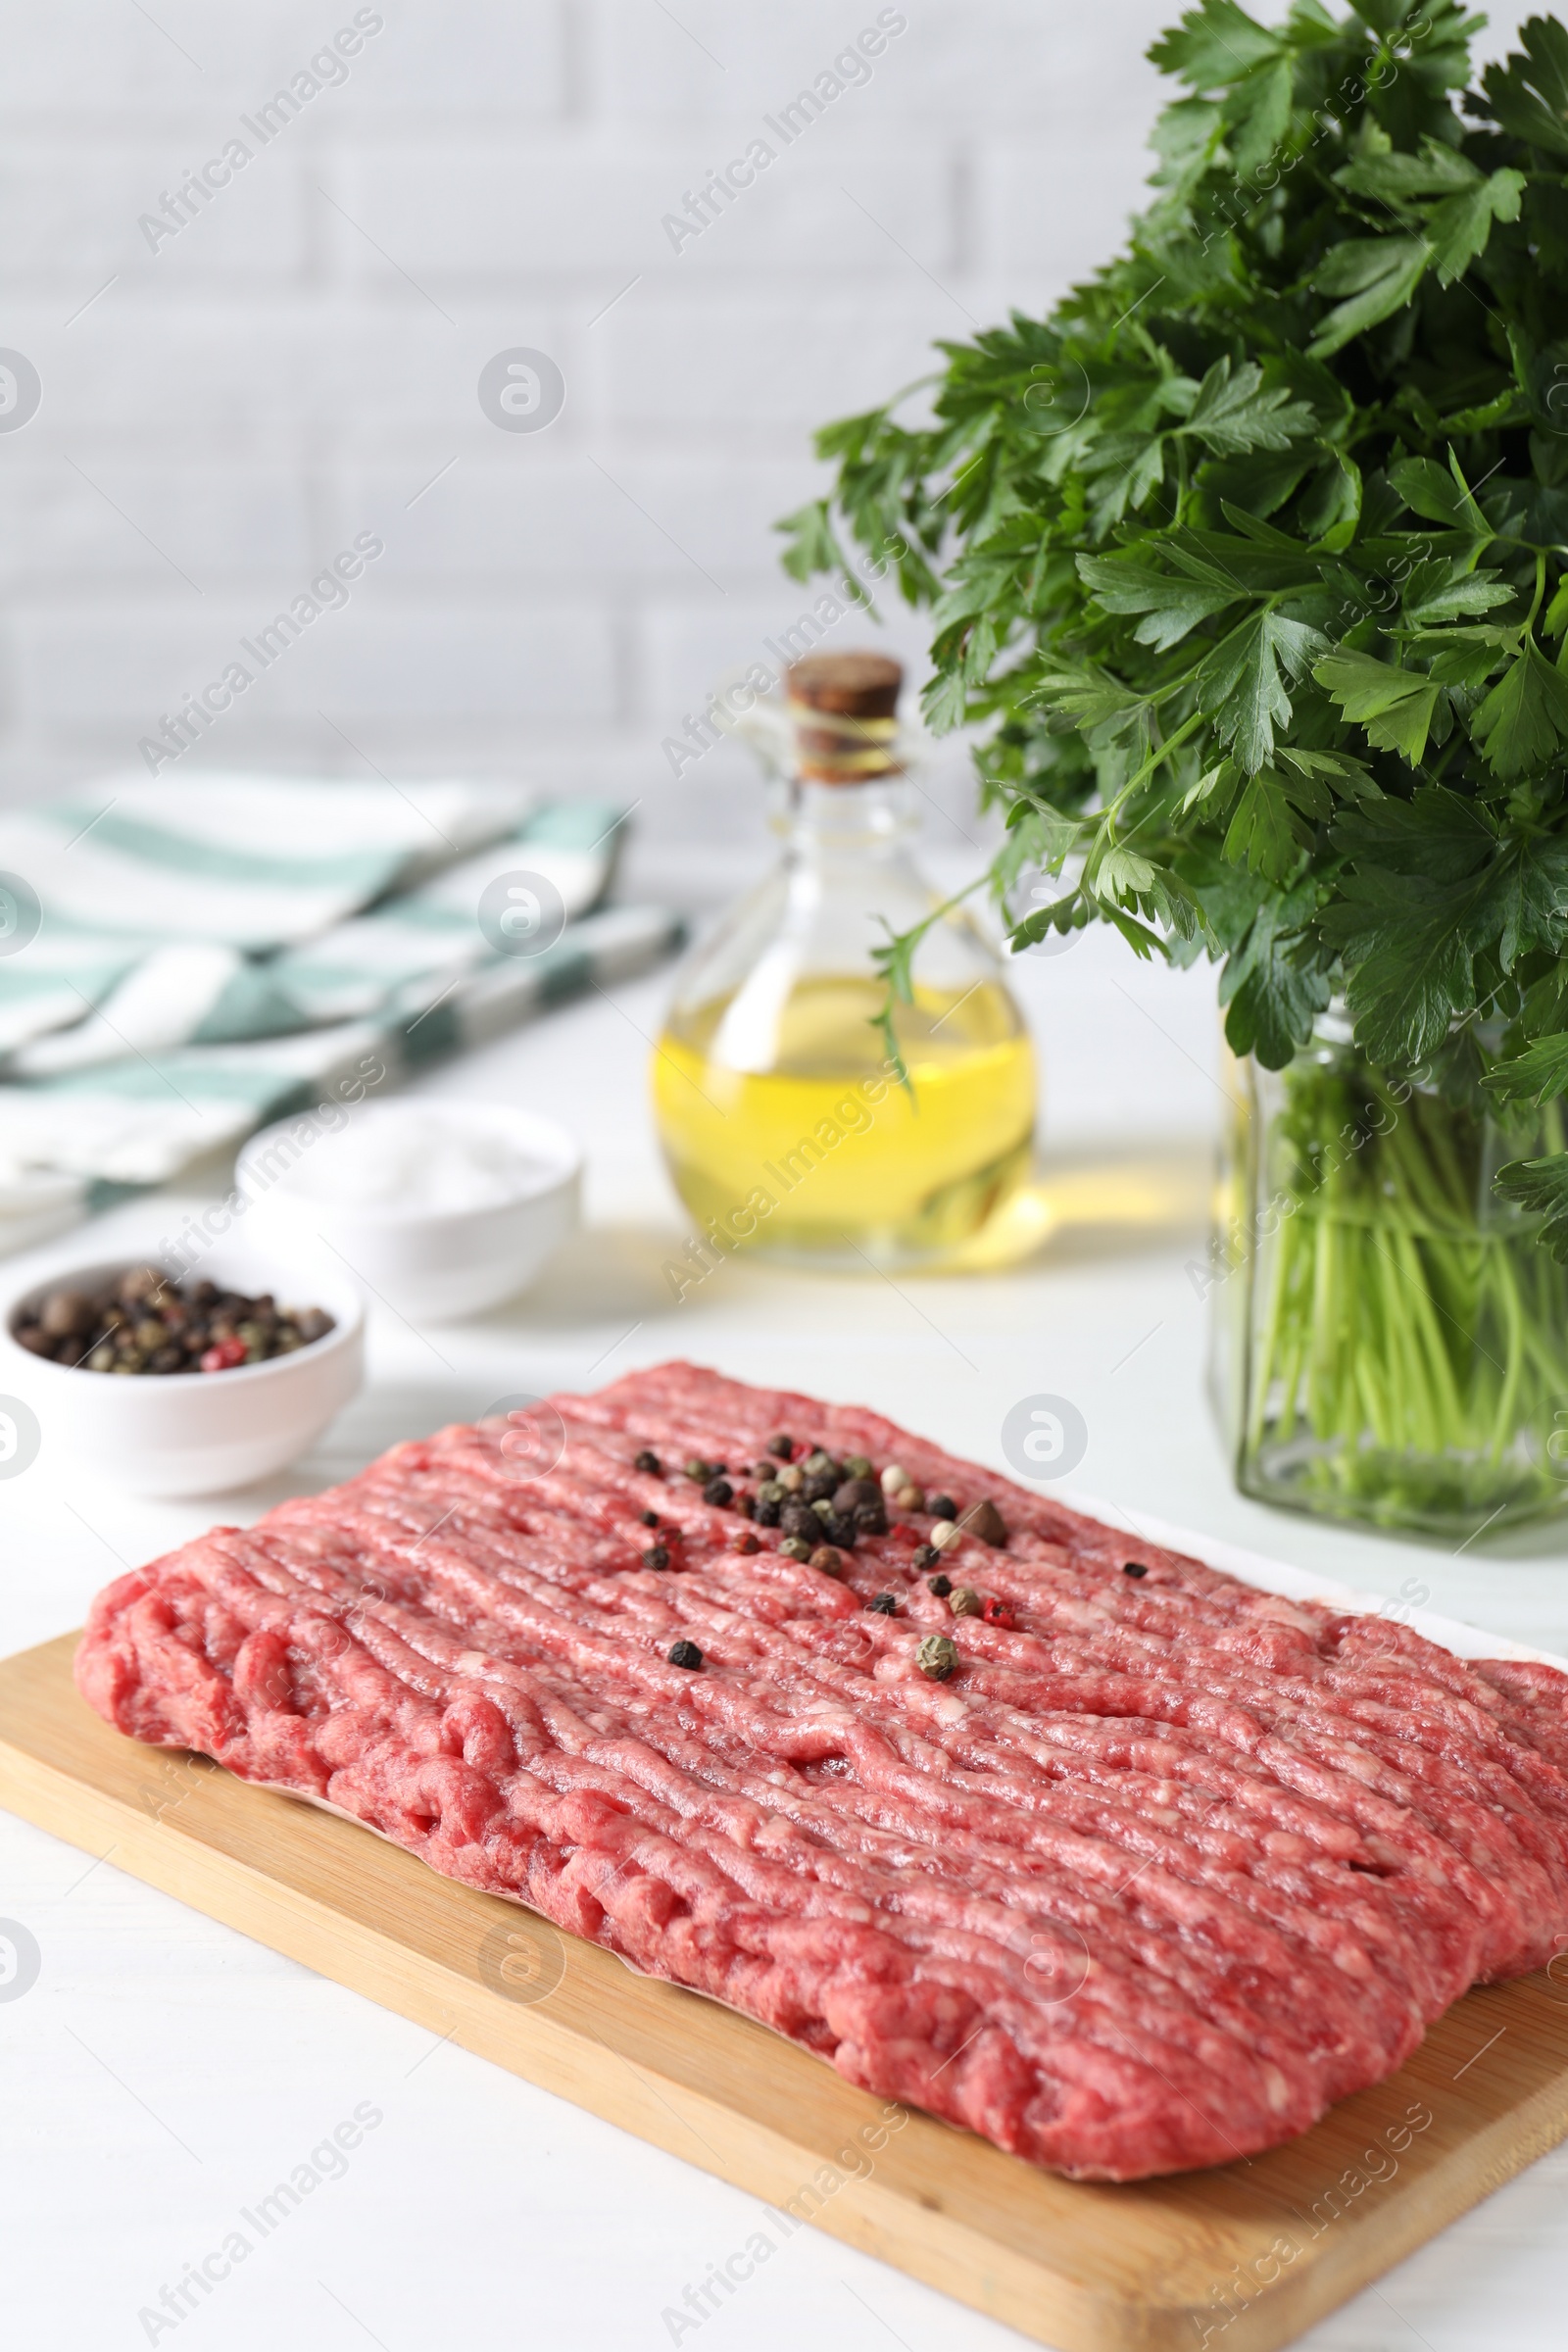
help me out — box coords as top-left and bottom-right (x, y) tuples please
(5, 1631), (1568, 2352)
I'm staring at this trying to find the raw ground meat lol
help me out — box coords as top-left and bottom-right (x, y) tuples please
(75, 1361), (1568, 2180)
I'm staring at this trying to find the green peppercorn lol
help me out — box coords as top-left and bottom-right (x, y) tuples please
(916, 1635), (958, 1682)
(779, 1536), (811, 1563)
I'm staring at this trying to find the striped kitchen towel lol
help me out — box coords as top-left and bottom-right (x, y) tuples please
(0, 773), (681, 1236)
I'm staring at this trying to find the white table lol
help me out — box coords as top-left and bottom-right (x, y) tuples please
(3, 897), (1565, 2352)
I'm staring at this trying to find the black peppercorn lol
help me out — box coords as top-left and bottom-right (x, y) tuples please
(768, 1434), (794, 1458)
(643, 1545), (670, 1570)
(865, 1592), (898, 1615)
(633, 1449), (661, 1474)
(912, 1544), (940, 1569)
(668, 1640), (703, 1670)
(702, 1477), (734, 1507)
(929, 1494), (957, 1521)
(639, 1508), (660, 1527)
(834, 1476), (883, 1515)
(755, 1496), (781, 1528)
(927, 1573), (953, 1597)
(1122, 1561), (1149, 1579)
(819, 1512), (858, 1549)
(736, 1493), (756, 1519)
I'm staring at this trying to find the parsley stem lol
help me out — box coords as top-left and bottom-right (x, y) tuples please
(1234, 1044), (1568, 1534)
(872, 875), (992, 1095)
(1527, 551), (1548, 635)
(1104, 707), (1207, 835)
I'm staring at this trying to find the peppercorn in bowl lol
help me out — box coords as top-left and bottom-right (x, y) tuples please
(0, 1241), (363, 1496)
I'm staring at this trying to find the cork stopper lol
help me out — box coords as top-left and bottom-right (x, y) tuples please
(786, 651), (904, 783)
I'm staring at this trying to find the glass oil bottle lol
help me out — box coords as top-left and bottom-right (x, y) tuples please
(651, 651), (1037, 1268)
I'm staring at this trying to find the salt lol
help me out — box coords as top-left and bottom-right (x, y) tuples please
(281, 1109), (550, 1216)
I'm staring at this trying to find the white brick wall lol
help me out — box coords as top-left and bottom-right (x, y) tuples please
(0, 0), (1543, 848)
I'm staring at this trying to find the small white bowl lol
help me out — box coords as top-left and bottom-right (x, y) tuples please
(235, 1101), (580, 1323)
(0, 1242), (364, 1497)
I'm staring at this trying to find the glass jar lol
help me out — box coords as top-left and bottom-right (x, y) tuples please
(1209, 1010), (1568, 1539)
(652, 653), (1036, 1269)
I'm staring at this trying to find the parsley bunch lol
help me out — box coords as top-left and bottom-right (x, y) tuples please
(780, 2), (1568, 1245)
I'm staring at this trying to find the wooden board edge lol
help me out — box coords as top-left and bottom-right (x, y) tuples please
(1196, 2079), (1568, 2352)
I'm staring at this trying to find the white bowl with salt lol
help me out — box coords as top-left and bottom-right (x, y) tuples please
(236, 1101), (580, 1323)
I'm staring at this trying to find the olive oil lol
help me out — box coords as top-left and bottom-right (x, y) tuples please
(655, 976), (1036, 1263)
(651, 649), (1038, 1268)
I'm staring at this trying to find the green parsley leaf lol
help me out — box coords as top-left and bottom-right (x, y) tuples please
(1471, 640), (1568, 777)
(1204, 612), (1328, 773)
(1484, 1033), (1568, 1107)
(1313, 648), (1446, 764)
(1149, 1), (1283, 86)
(1481, 15), (1568, 158)
(1308, 238), (1429, 359)
(1176, 358), (1318, 457)
(1224, 770), (1307, 880)
(1493, 1153), (1568, 1257)
(1388, 451), (1492, 533)
(1427, 170), (1527, 284)
(1217, 884), (1331, 1067)
(1077, 552), (1242, 650)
